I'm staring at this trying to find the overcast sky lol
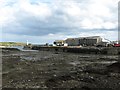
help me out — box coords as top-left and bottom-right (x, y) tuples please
(0, 0), (119, 44)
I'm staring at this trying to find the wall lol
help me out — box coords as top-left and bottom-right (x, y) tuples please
(32, 46), (120, 55)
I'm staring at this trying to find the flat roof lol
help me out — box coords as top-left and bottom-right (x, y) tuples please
(54, 40), (65, 42)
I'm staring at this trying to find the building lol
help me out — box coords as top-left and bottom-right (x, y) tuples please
(53, 40), (66, 46)
(66, 38), (79, 46)
(78, 36), (102, 46)
(66, 36), (102, 46)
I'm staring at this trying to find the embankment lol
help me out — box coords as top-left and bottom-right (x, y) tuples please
(1, 47), (20, 51)
(32, 46), (120, 55)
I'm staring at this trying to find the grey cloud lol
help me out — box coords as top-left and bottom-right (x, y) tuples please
(3, 7), (77, 36)
(2, 0), (118, 43)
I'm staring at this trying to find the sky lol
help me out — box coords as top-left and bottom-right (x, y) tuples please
(0, 0), (119, 44)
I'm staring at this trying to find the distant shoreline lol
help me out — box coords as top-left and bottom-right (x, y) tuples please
(0, 42), (26, 46)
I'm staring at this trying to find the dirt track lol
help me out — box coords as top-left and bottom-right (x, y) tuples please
(2, 49), (120, 89)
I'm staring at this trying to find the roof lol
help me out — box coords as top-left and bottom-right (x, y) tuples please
(66, 36), (101, 40)
(66, 38), (79, 40)
(54, 40), (65, 42)
(78, 36), (101, 39)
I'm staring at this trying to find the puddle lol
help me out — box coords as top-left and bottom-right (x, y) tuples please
(96, 61), (117, 64)
(69, 61), (117, 66)
(21, 50), (38, 52)
(69, 61), (80, 66)
(20, 56), (51, 61)
(21, 57), (35, 61)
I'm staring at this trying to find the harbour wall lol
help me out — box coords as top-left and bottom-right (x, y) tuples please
(32, 46), (120, 55)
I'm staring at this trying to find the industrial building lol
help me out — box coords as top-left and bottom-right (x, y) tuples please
(66, 38), (79, 46)
(66, 36), (102, 46)
(54, 36), (103, 46)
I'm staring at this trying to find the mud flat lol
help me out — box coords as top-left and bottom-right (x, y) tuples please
(2, 48), (120, 89)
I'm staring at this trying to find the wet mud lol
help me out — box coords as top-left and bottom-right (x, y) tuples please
(2, 49), (120, 89)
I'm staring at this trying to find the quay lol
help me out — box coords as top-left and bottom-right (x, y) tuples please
(32, 46), (120, 55)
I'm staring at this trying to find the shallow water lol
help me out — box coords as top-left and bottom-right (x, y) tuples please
(9, 46), (38, 51)
(69, 61), (117, 66)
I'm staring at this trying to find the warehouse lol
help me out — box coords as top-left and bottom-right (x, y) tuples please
(78, 36), (102, 46)
(66, 38), (79, 46)
(66, 36), (102, 46)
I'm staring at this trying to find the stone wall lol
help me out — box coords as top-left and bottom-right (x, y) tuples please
(32, 46), (120, 55)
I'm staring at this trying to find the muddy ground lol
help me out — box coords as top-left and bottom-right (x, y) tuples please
(2, 49), (120, 90)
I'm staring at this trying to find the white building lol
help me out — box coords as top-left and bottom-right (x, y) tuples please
(53, 40), (66, 46)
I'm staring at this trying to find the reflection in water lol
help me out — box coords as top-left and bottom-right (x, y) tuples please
(10, 46), (24, 51)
